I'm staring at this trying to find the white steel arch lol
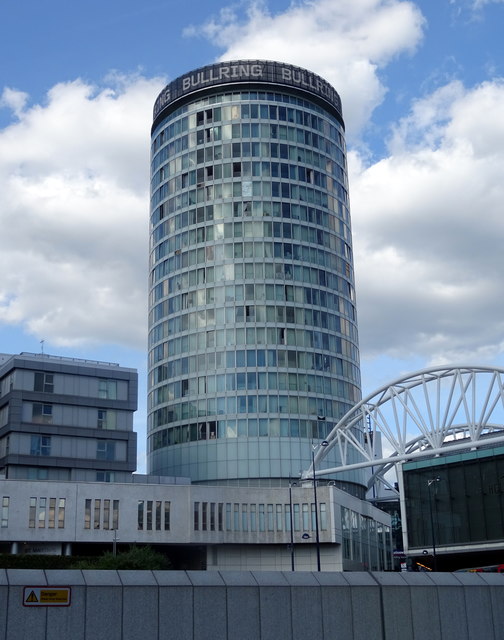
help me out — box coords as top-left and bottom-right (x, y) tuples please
(303, 365), (504, 491)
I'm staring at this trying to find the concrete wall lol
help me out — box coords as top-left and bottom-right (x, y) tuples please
(1, 570), (503, 640)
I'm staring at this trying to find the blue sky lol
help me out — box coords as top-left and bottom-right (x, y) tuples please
(1, 0), (503, 471)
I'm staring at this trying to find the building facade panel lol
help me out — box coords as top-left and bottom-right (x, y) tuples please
(403, 446), (504, 555)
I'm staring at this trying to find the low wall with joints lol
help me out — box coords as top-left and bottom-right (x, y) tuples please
(1, 569), (503, 640)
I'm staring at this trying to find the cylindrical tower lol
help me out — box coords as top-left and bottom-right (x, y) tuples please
(148, 61), (364, 493)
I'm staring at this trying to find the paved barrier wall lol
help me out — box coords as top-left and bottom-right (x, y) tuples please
(1, 569), (503, 640)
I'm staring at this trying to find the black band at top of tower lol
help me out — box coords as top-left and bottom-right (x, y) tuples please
(152, 61), (344, 131)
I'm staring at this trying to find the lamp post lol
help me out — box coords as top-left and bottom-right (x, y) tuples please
(112, 528), (119, 557)
(427, 477), (440, 571)
(288, 480), (297, 571)
(311, 440), (328, 572)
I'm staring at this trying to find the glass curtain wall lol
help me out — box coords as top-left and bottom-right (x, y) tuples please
(148, 62), (364, 488)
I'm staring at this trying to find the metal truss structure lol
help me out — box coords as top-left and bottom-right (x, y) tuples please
(303, 366), (504, 493)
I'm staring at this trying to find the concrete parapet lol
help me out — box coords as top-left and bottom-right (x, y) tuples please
(0, 570), (502, 640)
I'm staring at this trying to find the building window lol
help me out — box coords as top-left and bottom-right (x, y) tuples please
(48, 497), (56, 528)
(138, 500), (170, 531)
(29, 497), (37, 528)
(320, 503), (327, 531)
(285, 504), (291, 532)
(259, 504), (265, 532)
(58, 498), (66, 528)
(34, 372), (54, 393)
(30, 496), (64, 528)
(138, 500), (144, 530)
(96, 440), (115, 461)
(84, 499), (91, 529)
(194, 502), (200, 530)
(98, 379), (117, 400)
(27, 467), (48, 480)
(30, 435), (51, 456)
(276, 504), (283, 531)
(38, 497), (46, 528)
(96, 471), (115, 482)
(1, 497), (9, 528)
(352, 510), (360, 560)
(84, 498), (114, 531)
(267, 504), (274, 531)
(0, 407), (8, 428)
(32, 403), (53, 424)
(146, 500), (153, 530)
(103, 499), (111, 530)
(293, 503), (300, 531)
(112, 500), (119, 530)
(225, 503), (231, 531)
(250, 504), (256, 532)
(94, 499), (101, 529)
(202, 502), (208, 531)
(206, 502), (214, 531)
(164, 502), (170, 531)
(341, 507), (352, 560)
(97, 410), (117, 430)
(241, 504), (247, 532)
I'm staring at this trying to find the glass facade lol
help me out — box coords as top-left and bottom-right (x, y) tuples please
(148, 61), (364, 487)
(404, 448), (504, 548)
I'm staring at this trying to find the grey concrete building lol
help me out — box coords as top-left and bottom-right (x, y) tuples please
(0, 353), (137, 483)
(148, 61), (366, 491)
(0, 476), (392, 570)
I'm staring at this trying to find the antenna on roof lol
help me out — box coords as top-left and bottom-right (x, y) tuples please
(40, 340), (44, 356)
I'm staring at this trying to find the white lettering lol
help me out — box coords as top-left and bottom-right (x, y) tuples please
(155, 64), (339, 120)
(179, 63), (266, 94)
(282, 68), (292, 82)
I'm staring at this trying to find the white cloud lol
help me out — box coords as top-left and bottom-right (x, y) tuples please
(187, 0), (425, 138)
(472, 0), (504, 8)
(350, 79), (504, 364)
(0, 74), (165, 348)
(0, 87), (29, 118)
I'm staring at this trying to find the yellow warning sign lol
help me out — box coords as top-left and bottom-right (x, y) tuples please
(23, 586), (71, 607)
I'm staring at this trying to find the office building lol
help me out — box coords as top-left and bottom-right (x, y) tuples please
(401, 444), (504, 570)
(0, 475), (392, 569)
(148, 61), (365, 490)
(0, 352), (137, 483)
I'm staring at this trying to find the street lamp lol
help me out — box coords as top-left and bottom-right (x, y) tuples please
(427, 477), (440, 571)
(311, 440), (329, 572)
(288, 480), (298, 571)
(112, 528), (119, 557)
